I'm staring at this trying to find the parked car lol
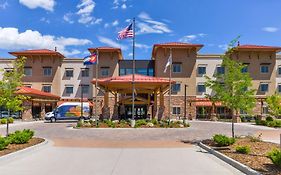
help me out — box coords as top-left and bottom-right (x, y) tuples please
(0, 111), (20, 119)
(45, 102), (91, 123)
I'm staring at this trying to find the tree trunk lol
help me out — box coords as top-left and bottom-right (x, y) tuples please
(231, 109), (235, 138)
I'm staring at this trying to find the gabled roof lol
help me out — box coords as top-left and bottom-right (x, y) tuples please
(9, 49), (65, 58)
(16, 86), (60, 100)
(152, 42), (204, 58)
(88, 47), (123, 60)
(236, 45), (281, 52)
(92, 74), (175, 84)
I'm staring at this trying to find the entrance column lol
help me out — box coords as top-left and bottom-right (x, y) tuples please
(153, 89), (158, 119)
(147, 93), (151, 119)
(112, 93), (119, 120)
(40, 103), (46, 120)
(102, 90), (110, 119)
(158, 89), (165, 120)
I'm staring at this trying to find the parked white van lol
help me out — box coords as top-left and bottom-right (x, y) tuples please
(45, 102), (91, 122)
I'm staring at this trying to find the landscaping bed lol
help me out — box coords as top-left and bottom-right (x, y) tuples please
(203, 136), (281, 175)
(0, 137), (44, 157)
(76, 119), (190, 128)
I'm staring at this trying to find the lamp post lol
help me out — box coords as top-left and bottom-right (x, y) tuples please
(184, 84), (187, 120)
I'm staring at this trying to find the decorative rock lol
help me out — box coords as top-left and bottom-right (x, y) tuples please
(179, 124), (184, 128)
(146, 122), (154, 127)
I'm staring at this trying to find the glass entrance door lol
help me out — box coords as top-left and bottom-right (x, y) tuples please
(125, 105), (147, 119)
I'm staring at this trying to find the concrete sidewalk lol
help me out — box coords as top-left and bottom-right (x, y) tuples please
(0, 143), (244, 175)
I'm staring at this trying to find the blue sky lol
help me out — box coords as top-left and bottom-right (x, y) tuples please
(0, 0), (281, 59)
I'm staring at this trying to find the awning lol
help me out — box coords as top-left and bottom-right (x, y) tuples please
(195, 98), (222, 107)
(16, 86), (60, 100)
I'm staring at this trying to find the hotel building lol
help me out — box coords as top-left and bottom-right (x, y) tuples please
(2, 42), (281, 120)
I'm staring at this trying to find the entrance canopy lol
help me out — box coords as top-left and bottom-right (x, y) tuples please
(16, 86), (60, 102)
(91, 74), (175, 94)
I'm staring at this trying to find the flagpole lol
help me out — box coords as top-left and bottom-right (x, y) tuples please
(169, 48), (172, 120)
(95, 49), (99, 121)
(132, 18), (136, 120)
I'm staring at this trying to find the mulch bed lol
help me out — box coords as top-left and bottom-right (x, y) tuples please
(0, 137), (45, 157)
(203, 138), (281, 175)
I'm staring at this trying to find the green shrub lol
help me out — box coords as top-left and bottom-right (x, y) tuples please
(213, 134), (235, 147)
(275, 120), (281, 127)
(267, 149), (281, 167)
(0, 118), (7, 124)
(135, 119), (147, 128)
(76, 120), (83, 128)
(236, 145), (251, 154)
(8, 117), (14, 124)
(9, 129), (34, 144)
(0, 137), (9, 150)
(151, 118), (158, 125)
(266, 116), (274, 122)
(267, 121), (276, 127)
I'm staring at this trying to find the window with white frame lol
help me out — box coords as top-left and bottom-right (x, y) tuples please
(24, 67), (32, 76)
(172, 83), (181, 93)
(43, 67), (52, 76)
(65, 85), (74, 94)
(81, 68), (89, 77)
(260, 83), (269, 92)
(278, 66), (281, 75)
(172, 63), (182, 73)
(42, 85), (51, 93)
(278, 84), (281, 93)
(216, 66), (225, 74)
(172, 107), (181, 115)
(260, 64), (269, 73)
(65, 68), (73, 77)
(197, 84), (206, 93)
(101, 67), (110, 76)
(81, 85), (89, 94)
(197, 65), (206, 75)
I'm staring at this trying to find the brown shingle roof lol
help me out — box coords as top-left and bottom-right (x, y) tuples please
(236, 45), (281, 52)
(9, 49), (65, 58)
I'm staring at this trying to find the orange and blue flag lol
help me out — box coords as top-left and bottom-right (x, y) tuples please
(83, 53), (97, 65)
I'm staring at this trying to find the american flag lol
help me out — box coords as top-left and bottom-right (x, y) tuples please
(117, 23), (134, 40)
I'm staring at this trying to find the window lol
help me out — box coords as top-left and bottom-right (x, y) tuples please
(126, 68), (133, 74)
(148, 68), (154, 76)
(81, 68), (89, 77)
(43, 67), (52, 76)
(260, 64), (269, 73)
(241, 64), (249, 73)
(278, 66), (281, 75)
(172, 107), (181, 115)
(101, 67), (109, 76)
(81, 85), (89, 94)
(24, 67), (32, 76)
(65, 69), (73, 77)
(197, 66), (206, 75)
(260, 83), (269, 92)
(172, 63), (182, 73)
(65, 86), (74, 94)
(136, 68), (147, 75)
(278, 84), (281, 93)
(197, 84), (206, 93)
(120, 68), (126, 76)
(23, 84), (32, 88)
(42, 85), (51, 93)
(172, 84), (181, 93)
(216, 66), (225, 74)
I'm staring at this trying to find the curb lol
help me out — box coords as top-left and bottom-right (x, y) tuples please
(198, 142), (261, 175)
(0, 138), (49, 163)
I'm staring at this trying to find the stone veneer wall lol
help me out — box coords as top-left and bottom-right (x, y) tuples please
(160, 96), (196, 119)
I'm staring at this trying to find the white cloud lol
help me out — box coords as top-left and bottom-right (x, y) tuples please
(104, 23), (109, 28)
(218, 44), (228, 51)
(0, 27), (92, 56)
(112, 20), (119, 26)
(0, 1), (8, 9)
(128, 52), (133, 57)
(112, 0), (129, 9)
(137, 12), (172, 34)
(179, 33), (206, 43)
(19, 0), (55, 11)
(97, 36), (128, 50)
(135, 43), (149, 49)
(262, 27), (279, 33)
(76, 0), (101, 25)
(40, 17), (50, 24)
(63, 13), (74, 24)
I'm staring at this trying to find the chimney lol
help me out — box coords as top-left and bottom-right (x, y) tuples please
(54, 47), (57, 51)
